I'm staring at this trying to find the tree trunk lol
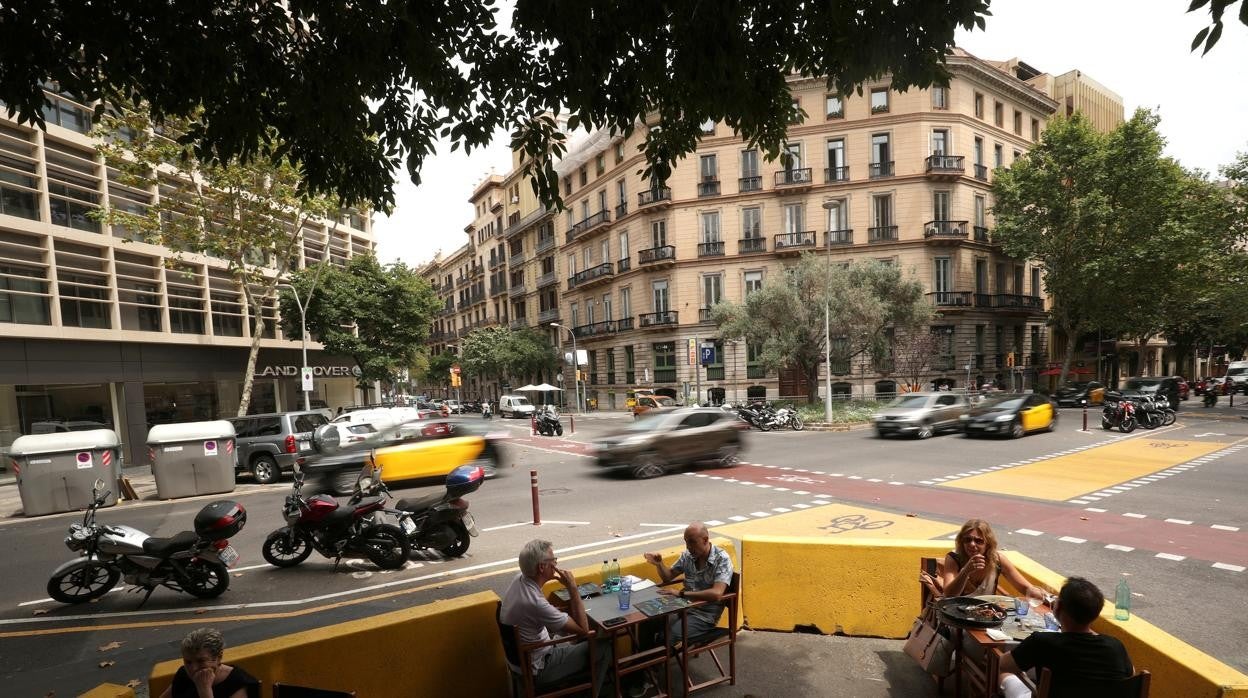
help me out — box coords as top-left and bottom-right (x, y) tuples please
(1056, 322), (1080, 387)
(805, 361), (820, 404)
(1136, 336), (1153, 376)
(236, 282), (269, 417)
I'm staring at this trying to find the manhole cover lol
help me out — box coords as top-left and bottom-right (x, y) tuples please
(539, 487), (571, 496)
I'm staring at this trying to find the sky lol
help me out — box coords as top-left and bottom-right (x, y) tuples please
(372, 0), (1248, 267)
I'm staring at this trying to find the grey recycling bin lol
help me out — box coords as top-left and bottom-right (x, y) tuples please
(9, 429), (122, 517)
(148, 421), (237, 500)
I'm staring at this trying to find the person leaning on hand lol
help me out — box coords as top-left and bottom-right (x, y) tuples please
(941, 519), (1039, 598)
(159, 628), (258, 698)
(644, 521), (734, 645)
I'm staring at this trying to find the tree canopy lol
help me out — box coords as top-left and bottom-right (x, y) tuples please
(460, 326), (557, 385)
(0, 1), (991, 210)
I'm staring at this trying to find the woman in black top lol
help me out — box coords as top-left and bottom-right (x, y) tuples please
(160, 628), (259, 698)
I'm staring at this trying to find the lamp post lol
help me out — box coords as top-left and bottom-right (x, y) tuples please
(550, 323), (581, 413)
(277, 283), (311, 411)
(821, 201), (836, 422)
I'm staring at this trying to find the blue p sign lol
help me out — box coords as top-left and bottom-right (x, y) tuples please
(700, 346), (715, 365)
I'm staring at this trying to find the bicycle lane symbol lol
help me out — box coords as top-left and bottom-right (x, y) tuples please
(818, 514), (895, 534)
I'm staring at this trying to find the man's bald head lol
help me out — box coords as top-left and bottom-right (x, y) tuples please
(683, 521), (711, 560)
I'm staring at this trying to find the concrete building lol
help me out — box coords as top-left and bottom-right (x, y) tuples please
(0, 88), (374, 467)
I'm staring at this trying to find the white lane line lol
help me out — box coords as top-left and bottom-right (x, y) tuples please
(1123, 513), (1147, 519)
(888, 481), (905, 486)
(709, 476), (723, 480)
(483, 521), (538, 532)
(1015, 529), (1044, 536)
(1105, 544), (1134, 552)
(1165, 519), (1194, 525)
(866, 478), (882, 483)
(847, 476), (862, 480)
(729, 515), (749, 522)
(773, 487), (791, 492)
(703, 520), (725, 526)
(792, 504), (811, 509)
(749, 511), (771, 518)
(772, 507), (791, 513)
(1155, 553), (1186, 562)
(1084, 508), (1108, 513)
(1213, 563), (1246, 572)
(1058, 536), (1087, 544)
(1212, 524), (1240, 532)
(793, 490), (810, 495)
(920, 481), (935, 485)
(640, 523), (686, 528)
(756, 484), (773, 489)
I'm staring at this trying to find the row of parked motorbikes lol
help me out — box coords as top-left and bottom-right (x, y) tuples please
(1100, 391), (1177, 433)
(46, 429), (485, 606)
(727, 402), (806, 431)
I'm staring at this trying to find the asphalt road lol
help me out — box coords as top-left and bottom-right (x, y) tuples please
(1, 409), (1245, 696)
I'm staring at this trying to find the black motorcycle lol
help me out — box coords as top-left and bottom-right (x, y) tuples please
(1101, 392), (1136, 433)
(1204, 388), (1219, 408)
(735, 404), (774, 431)
(535, 408), (564, 436)
(388, 464), (485, 557)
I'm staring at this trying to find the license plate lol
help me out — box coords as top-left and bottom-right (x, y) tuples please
(299, 440), (311, 451)
(465, 513), (479, 537)
(218, 545), (239, 568)
(400, 517), (417, 535)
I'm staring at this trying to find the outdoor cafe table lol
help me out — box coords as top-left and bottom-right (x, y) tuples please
(942, 597), (1054, 698)
(581, 584), (689, 698)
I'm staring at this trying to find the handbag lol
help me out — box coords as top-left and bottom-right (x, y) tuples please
(904, 603), (955, 677)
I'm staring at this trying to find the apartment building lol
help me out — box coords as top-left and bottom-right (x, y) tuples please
(0, 88), (375, 466)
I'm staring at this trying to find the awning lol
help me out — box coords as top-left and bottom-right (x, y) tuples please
(1038, 366), (1094, 377)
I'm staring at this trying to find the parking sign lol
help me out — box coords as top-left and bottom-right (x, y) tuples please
(700, 345), (716, 366)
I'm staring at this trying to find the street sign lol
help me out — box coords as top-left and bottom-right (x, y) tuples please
(687, 338), (697, 365)
(301, 367), (314, 392)
(450, 365), (461, 375)
(700, 345), (716, 366)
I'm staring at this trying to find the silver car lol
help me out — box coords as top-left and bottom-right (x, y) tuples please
(872, 392), (968, 439)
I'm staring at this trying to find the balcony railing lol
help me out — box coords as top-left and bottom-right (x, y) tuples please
(456, 276), (470, 288)
(924, 154), (965, 175)
(825, 229), (853, 246)
(697, 179), (721, 197)
(567, 209), (611, 242)
(926, 291), (973, 308)
(738, 176), (762, 192)
(638, 187), (672, 207)
(638, 245), (676, 265)
(923, 220), (969, 239)
(617, 257), (631, 273)
(869, 161), (895, 179)
(697, 241), (725, 257)
(490, 281), (508, 297)
(537, 308), (560, 323)
(824, 166), (850, 183)
(567, 262), (614, 289)
(775, 168), (813, 186)
(469, 289), (485, 304)
(469, 263), (484, 276)
(537, 271), (558, 288)
(738, 236), (767, 254)
(616, 317), (635, 331)
(615, 202), (628, 219)
(489, 256), (506, 270)
(697, 307), (718, 323)
(573, 320), (617, 338)
(867, 226), (898, 243)
(973, 293), (1046, 311)
(508, 282), (526, 298)
(509, 249), (526, 265)
(510, 317), (529, 330)
(973, 226), (990, 242)
(638, 310), (679, 328)
(654, 368), (677, 382)
(974, 164), (989, 181)
(536, 235), (556, 253)
(774, 230), (817, 251)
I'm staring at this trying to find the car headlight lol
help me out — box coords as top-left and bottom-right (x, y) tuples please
(621, 435), (652, 446)
(994, 414), (1014, 422)
(959, 414), (969, 421)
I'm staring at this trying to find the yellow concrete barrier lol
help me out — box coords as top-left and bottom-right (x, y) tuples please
(77, 684), (135, 698)
(148, 590), (508, 698)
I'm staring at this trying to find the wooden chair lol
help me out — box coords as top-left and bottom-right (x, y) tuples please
(675, 571), (740, 694)
(496, 603), (598, 698)
(1035, 667), (1151, 698)
(272, 684), (355, 698)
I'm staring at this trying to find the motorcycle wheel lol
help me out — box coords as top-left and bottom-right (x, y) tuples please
(791, 415), (805, 431)
(262, 527), (313, 567)
(1101, 417), (1113, 431)
(1141, 414), (1158, 429)
(438, 523), (471, 558)
(555, 424), (563, 436)
(181, 559), (230, 599)
(1119, 417), (1136, 433)
(1162, 410), (1176, 426)
(361, 524), (410, 570)
(757, 420), (772, 432)
(47, 560), (119, 604)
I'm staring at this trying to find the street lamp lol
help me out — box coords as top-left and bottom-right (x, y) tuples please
(550, 323), (581, 413)
(277, 283), (311, 411)
(820, 201), (836, 422)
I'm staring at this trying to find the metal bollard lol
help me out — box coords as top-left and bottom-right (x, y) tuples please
(530, 414), (536, 436)
(570, 415), (575, 434)
(1082, 405), (1088, 431)
(530, 469), (541, 526)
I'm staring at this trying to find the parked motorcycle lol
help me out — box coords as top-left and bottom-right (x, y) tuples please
(1134, 395), (1164, 430)
(261, 468), (411, 570)
(772, 407), (805, 431)
(1101, 393), (1137, 433)
(388, 464), (484, 557)
(735, 404), (774, 431)
(47, 478), (244, 605)
(535, 407), (564, 436)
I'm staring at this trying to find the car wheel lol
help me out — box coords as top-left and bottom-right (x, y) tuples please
(917, 422), (933, 440)
(1047, 413), (1058, 432)
(630, 453), (667, 479)
(714, 445), (740, 467)
(1010, 419), (1025, 439)
(251, 454), (280, 485)
(331, 469), (359, 496)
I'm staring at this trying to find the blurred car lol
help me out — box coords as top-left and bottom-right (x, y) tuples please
(303, 417), (504, 495)
(1053, 381), (1106, 408)
(1174, 376), (1190, 401)
(592, 407), (746, 479)
(960, 393), (1057, 438)
(871, 392), (968, 439)
(631, 395), (676, 418)
(443, 399), (464, 414)
(1121, 376), (1181, 411)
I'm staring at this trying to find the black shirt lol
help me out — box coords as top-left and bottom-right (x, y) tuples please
(170, 665), (260, 698)
(1010, 631), (1133, 697)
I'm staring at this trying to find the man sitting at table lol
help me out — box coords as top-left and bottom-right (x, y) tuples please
(644, 521), (734, 645)
(500, 539), (611, 695)
(998, 576), (1134, 697)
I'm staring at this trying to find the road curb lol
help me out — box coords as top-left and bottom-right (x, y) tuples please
(801, 421), (873, 432)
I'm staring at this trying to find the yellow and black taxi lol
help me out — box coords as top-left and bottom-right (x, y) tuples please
(303, 418), (504, 495)
(960, 393), (1057, 438)
(1054, 381), (1106, 408)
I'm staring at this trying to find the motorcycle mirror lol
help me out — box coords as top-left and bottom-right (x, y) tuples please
(358, 477), (373, 491)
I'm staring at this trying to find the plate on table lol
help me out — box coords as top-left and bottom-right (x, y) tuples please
(938, 595), (1008, 627)
(974, 594), (1018, 608)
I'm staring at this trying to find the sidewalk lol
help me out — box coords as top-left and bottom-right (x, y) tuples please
(1, 465), (172, 520)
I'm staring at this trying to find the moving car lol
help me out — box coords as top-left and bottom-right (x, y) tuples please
(443, 399), (464, 414)
(632, 394), (676, 418)
(1174, 377), (1190, 401)
(592, 407), (746, 479)
(1121, 376), (1182, 411)
(871, 392), (968, 439)
(960, 393), (1057, 438)
(499, 394), (537, 419)
(228, 410), (328, 484)
(1053, 381), (1106, 408)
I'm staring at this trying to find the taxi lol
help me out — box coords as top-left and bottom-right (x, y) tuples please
(631, 394), (676, 418)
(625, 388), (656, 409)
(960, 393), (1057, 438)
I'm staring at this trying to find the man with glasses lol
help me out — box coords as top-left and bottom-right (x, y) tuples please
(500, 539), (611, 694)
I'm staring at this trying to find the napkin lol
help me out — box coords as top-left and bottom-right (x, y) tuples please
(625, 575), (656, 591)
(986, 628), (1012, 642)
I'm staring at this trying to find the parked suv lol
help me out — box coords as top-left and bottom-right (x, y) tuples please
(1121, 376), (1182, 411)
(228, 410), (328, 484)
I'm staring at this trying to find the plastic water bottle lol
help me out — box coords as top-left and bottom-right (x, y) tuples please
(608, 558), (621, 591)
(1115, 577), (1131, 621)
(600, 560), (611, 591)
(617, 576), (632, 611)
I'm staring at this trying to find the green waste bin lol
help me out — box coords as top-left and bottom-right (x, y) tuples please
(9, 429), (121, 517)
(148, 421), (237, 500)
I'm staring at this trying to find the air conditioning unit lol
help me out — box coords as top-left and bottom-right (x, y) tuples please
(925, 227), (939, 237)
(510, 195), (519, 204)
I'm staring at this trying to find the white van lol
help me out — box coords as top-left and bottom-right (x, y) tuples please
(1226, 361), (1248, 393)
(499, 394), (536, 419)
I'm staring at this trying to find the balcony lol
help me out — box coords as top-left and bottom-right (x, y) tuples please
(924, 155), (965, 180)
(923, 220), (969, 243)
(617, 257), (631, 273)
(774, 230), (817, 254)
(697, 179), (721, 197)
(456, 276), (470, 288)
(440, 282), (454, 293)
(508, 282), (527, 298)
(738, 176), (762, 193)
(469, 263), (484, 277)
(637, 187), (673, 208)
(567, 262), (614, 290)
(489, 256), (506, 270)
(469, 289), (485, 304)
(536, 235), (556, 253)
(567, 209), (611, 242)
(697, 307), (717, 323)
(973, 226), (990, 242)
(738, 237), (767, 254)
(638, 310), (679, 329)
(825, 229), (853, 247)
(697, 241), (725, 257)
(615, 202), (628, 219)
(824, 166), (850, 183)
(926, 291), (973, 308)
(638, 245), (676, 267)
(573, 320), (617, 339)
(867, 226), (898, 243)
(536, 270), (558, 288)
(490, 281), (508, 297)
(509, 248), (526, 265)
(616, 317), (634, 331)
(537, 307), (560, 324)
(974, 164), (989, 181)
(775, 168), (813, 189)
(869, 161), (895, 179)
(989, 294), (1046, 313)
(510, 317), (529, 330)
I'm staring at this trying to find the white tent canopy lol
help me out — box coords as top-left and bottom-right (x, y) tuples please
(533, 383), (563, 391)
(515, 384), (540, 392)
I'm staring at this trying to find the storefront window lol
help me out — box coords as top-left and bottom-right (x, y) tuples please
(0, 383), (116, 459)
(142, 380), (276, 428)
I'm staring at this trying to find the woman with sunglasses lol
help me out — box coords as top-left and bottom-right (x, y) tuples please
(940, 519), (1039, 598)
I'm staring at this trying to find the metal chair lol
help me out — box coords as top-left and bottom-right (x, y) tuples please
(272, 684), (355, 697)
(496, 603), (598, 698)
(1035, 667), (1150, 698)
(674, 572), (740, 694)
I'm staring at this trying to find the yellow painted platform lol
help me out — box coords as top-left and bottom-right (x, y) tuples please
(713, 502), (959, 541)
(939, 438), (1226, 500)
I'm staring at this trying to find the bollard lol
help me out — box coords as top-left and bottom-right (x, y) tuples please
(570, 414), (575, 434)
(1082, 405), (1088, 431)
(530, 469), (541, 526)
(530, 414), (536, 436)
(1231, 391), (1235, 408)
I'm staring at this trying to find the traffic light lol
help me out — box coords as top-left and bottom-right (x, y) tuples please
(1005, 352), (1016, 368)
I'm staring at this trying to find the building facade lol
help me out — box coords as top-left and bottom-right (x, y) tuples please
(1, 88), (375, 466)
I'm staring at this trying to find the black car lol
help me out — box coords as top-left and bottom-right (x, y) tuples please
(1121, 377), (1181, 411)
(1053, 381), (1105, 408)
(960, 393), (1057, 438)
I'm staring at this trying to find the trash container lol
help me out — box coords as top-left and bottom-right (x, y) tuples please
(147, 421), (237, 500)
(9, 429), (122, 517)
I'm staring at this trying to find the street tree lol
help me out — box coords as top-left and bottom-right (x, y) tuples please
(1188, 0), (1248, 54)
(93, 108), (342, 416)
(711, 254), (929, 402)
(890, 330), (945, 392)
(0, 2), (990, 210)
(461, 326), (557, 387)
(279, 256), (441, 392)
(424, 350), (460, 393)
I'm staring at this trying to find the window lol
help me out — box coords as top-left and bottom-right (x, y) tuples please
(825, 94), (843, 119)
(1031, 267), (1042, 297)
(975, 259), (988, 293)
(1031, 118), (1040, 141)
(579, 165), (588, 187)
(653, 342), (676, 382)
(0, 264), (51, 325)
(625, 344), (636, 383)
(602, 293), (613, 321)
(994, 101), (1003, 127)
(597, 190), (607, 213)
(606, 348), (616, 384)
(615, 141), (626, 163)
(651, 219), (667, 247)
(618, 231), (629, 261)
(995, 262), (1007, 292)
(703, 274), (723, 311)
(933, 191), (951, 222)
(744, 270), (763, 295)
(826, 199), (848, 233)
(931, 129), (949, 155)
(595, 154), (605, 175)
(974, 195), (986, 236)
(741, 149), (759, 178)
(974, 92), (984, 119)
(789, 97), (802, 124)
(570, 302), (579, 328)
(706, 339), (725, 380)
(567, 253), (578, 276)
(933, 257), (952, 298)
(974, 137), (984, 165)
(994, 144), (1003, 168)
(700, 211), (721, 242)
(1013, 149), (1022, 163)
(870, 88), (889, 113)
(870, 133), (891, 177)
(783, 142), (802, 170)
(541, 256), (555, 275)
(700, 154), (718, 181)
(1013, 110), (1023, 135)
(616, 179), (626, 209)
(826, 138), (846, 180)
(1014, 266), (1025, 296)
(600, 238), (610, 264)
(620, 287), (631, 318)
(783, 203), (804, 235)
(872, 194), (893, 227)
(652, 280), (669, 312)
(700, 118), (716, 135)
(742, 206), (761, 239)
(747, 343), (766, 378)
(586, 301), (595, 326)
(932, 86), (948, 109)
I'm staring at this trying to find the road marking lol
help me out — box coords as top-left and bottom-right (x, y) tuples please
(749, 511), (771, 518)
(772, 507), (791, 513)
(729, 515), (748, 522)
(1084, 508), (1107, 513)
(711, 501), (958, 541)
(1105, 544), (1135, 552)
(1123, 513), (1147, 519)
(1058, 536), (1087, 544)
(1212, 524), (1240, 532)
(482, 521), (538, 532)
(703, 520), (724, 526)
(1015, 529), (1044, 536)
(1155, 553), (1186, 561)
(1165, 519), (1193, 525)
(1213, 563), (1245, 572)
